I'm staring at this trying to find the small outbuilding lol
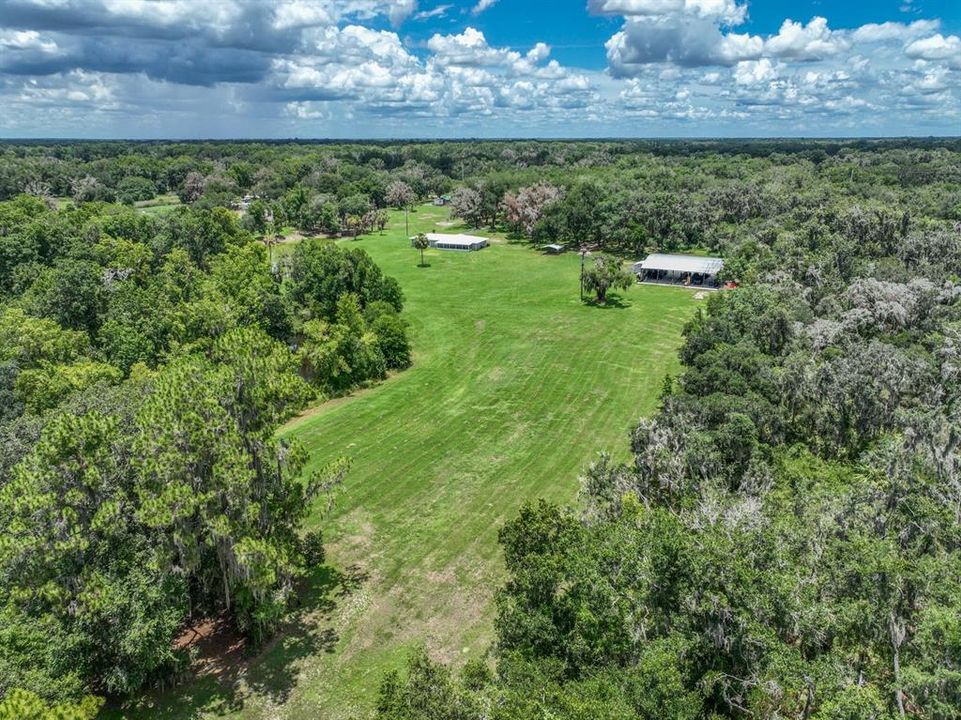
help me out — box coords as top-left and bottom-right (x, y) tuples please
(542, 243), (565, 254)
(632, 253), (724, 288)
(412, 232), (488, 251)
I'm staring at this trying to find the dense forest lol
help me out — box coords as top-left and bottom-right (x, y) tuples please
(0, 152), (412, 712)
(0, 139), (959, 719)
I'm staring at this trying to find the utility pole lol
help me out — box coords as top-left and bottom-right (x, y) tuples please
(580, 248), (587, 301)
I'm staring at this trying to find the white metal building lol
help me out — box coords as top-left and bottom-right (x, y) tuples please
(411, 233), (488, 251)
(632, 253), (724, 287)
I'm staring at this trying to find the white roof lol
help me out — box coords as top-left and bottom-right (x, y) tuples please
(424, 233), (487, 246)
(633, 253), (723, 275)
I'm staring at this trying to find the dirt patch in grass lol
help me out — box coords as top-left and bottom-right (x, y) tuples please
(175, 616), (247, 679)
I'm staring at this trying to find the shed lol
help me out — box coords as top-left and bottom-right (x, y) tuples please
(411, 233), (488, 251)
(632, 253), (724, 287)
(542, 243), (565, 254)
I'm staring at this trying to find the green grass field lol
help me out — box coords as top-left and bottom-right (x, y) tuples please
(135, 193), (182, 215)
(117, 207), (698, 719)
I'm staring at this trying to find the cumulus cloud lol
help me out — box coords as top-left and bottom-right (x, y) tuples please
(0, 29), (58, 53)
(606, 18), (761, 73)
(424, 27), (561, 78)
(0, 0), (609, 135)
(905, 33), (961, 67)
(427, 27), (510, 66)
(764, 18), (847, 60)
(263, 24), (596, 124)
(733, 58), (779, 86)
(0, 0), (958, 136)
(15, 70), (118, 108)
(594, 0), (961, 135)
(527, 42), (551, 63)
(604, 13), (852, 72)
(600, 0), (961, 134)
(0, 0), (428, 85)
(850, 19), (939, 43)
(273, 2), (337, 30)
(589, 0), (747, 24)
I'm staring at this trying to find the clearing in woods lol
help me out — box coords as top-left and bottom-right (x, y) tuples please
(118, 206), (698, 719)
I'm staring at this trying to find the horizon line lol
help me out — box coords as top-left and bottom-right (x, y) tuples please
(1, 135), (960, 143)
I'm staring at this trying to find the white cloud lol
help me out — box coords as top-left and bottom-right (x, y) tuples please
(733, 58), (778, 86)
(0, 29), (59, 53)
(428, 27), (510, 66)
(472, 0), (498, 14)
(386, 0), (417, 25)
(273, 2), (336, 30)
(589, 0), (747, 25)
(334, 0), (418, 25)
(426, 27), (555, 75)
(414, 4), (451, 20)
(900, 66), (950, 94)
(265, 22), (597, 125)
(851, 19), (939, 43)
(99, 0), (233, 29)
(905, 33), (961, 66)
(527, 42), (551, 63)
(605, 17), (761, 73)
(764, 17), (847, 61)
(14, 70), (119, 109)
(285, 100), (331, 119)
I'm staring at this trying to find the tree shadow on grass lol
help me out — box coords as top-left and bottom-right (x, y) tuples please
(110, 564), (370, 719)
(582, 294), (632, 309)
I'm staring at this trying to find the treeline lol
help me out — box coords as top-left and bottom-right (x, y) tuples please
(2, 141), (959, 253)
(0, 194), (410, 704)
(447, 156), (961, 258)
(375, 164), (961, 715)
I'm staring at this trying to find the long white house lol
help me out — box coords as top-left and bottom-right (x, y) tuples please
(411, 233), (488, 251)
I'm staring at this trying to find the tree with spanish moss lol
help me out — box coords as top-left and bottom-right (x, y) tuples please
(582, 253), (634, 304)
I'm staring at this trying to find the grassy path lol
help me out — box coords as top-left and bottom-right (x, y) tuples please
(118, 207), (697, 719)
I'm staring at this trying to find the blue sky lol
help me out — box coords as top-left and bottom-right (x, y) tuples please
(0, 0), (959, 137)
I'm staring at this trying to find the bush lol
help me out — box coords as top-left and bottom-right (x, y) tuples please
(367, 302), (412, 370)
(301, 530), (325, 567)
(115, 176), (157, 206)
(0, 688), (102, 720)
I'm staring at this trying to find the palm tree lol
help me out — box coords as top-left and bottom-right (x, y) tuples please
(414, 233), (430, 267)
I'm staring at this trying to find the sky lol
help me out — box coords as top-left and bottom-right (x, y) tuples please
(0, 0), (959, 138)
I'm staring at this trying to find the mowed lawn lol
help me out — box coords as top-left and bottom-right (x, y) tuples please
(119, 207), (697, 719)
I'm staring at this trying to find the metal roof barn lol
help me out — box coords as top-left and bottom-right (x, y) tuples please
(412, 233), (488, 251)
(632, 253), (724, 288)
(632, 254), (724, 275)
